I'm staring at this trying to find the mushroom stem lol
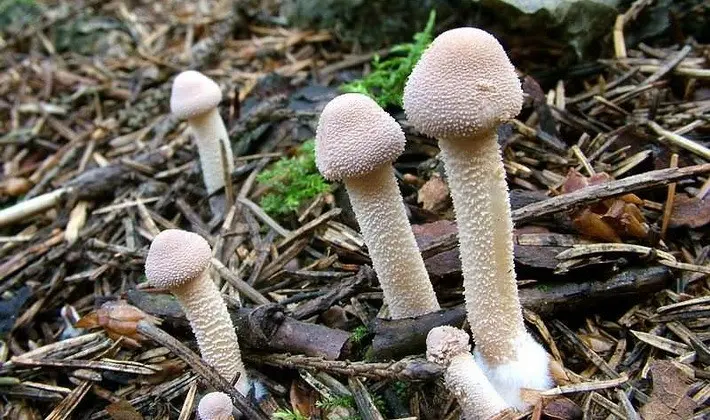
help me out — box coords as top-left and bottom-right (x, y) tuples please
(171, 271), (249, 394)
(446, 354), (514, 420)
(344, 164), (440, 319)
(437, 131), (524, 364)
(188, 108), (234, 195)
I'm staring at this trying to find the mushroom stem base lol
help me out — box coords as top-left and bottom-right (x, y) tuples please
(344, 164), (440, 319)
(475, 332), (552, 410)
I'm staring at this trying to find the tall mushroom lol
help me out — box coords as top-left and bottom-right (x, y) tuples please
(170, 70), (234, 197)
(315, 93), (440, 319)
(145, 229), (249, 395)
(403, 28), (552, 408)
(426, 326), (513, 420)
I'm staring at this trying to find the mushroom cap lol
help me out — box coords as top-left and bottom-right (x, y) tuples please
(315, 93), (405, 181)
(426, 326), (471, 366)
(197, 392), (233, 420)
(403, 27), (523, 140)
(170, 70), (222, 119)
(145, 229), (212, 289)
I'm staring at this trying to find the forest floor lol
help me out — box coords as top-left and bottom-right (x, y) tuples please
(0, 0), (709, 419)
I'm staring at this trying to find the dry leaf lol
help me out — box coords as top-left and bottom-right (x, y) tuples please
(572, 208), (621, 243)
(562, 169), (648, 241)
(542, 396), (583, 420)
(76, 300), (160, 348)
(578, 333), (614, 353)
(105, 400), (143, 420)
(289, 379), (318, 418)
(639, 360), (697, 420)
(417, 173), (450, 212)
(669, 193), (710, 228)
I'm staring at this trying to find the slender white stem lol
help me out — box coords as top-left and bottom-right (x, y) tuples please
(345, 164), (440, 319)
(172, 270), (249, 395)
(0, 187), (68, 228)
(438, 132), (525, 364)
(188, 108), (234, 195)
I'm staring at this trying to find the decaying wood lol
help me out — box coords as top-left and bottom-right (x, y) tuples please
(126, 290), (353, 360)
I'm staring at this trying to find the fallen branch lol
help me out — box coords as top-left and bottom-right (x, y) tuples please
(136, 320), (269, 420)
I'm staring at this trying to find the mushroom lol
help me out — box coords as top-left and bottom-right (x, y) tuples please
(170, 70), (234, 196)
(403, 28), (552, 408)
(426, 326), (513, 420)
(145, 229), (249, 395)
(315, 93), (440, 319)
(198, 392), (234, 420)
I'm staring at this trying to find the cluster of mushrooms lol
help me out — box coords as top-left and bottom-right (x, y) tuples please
(145, 27), (554, 420)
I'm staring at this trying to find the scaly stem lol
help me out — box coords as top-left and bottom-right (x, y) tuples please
(172, 271), (249, 395)
(438, 132), (525, 364)
(345, 164), (440, 319)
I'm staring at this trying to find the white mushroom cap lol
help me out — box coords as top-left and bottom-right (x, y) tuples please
(197, 391), (234, 420)
(426, 325), (470, 366)
(315, 93), (405, 181)
(403, 27), (523, 140)
(170, 70), (223, 120)
(145, 229), (212, 289)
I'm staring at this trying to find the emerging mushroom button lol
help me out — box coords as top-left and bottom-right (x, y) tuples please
(426, 326), (511, 420)
(315, 93), (440, 319)
(404, 27), (552, 409)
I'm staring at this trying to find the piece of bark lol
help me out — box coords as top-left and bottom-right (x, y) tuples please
(414, 220), (570, 280)
(126, 290), (352, 360)
(129, 264), (670, 362)
(367, 306), (467, 361)
(290, 266), (374, 320)
(367, 266), (670, 360)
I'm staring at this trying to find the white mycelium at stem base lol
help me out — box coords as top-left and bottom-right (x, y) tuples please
(426, 326), (512, 420)
(170, 71), (234, 195)
(403, 27), (552, 408)
(145, 229), (249, 395)
(315, 93), (440, 319)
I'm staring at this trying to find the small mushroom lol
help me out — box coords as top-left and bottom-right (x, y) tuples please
(145, 229), (249, 395)
(404, 28), (552, 408)
(426, 326), (513, 420)
(198, 392), (234, 420)
(170, 70), (234, 196)
(315, 93), (440, 319)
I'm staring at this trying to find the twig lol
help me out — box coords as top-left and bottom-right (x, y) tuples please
(135, 321), (269, 420)
(243, 353), (443, 381)
(512, 163), (710, 223)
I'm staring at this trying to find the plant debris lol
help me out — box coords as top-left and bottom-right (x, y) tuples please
(0, 0), (709, 419)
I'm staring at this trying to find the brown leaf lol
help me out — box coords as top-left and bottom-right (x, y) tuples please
(289, 380), (318, 418)
(417, 174), (450, 212)
(639, 360), (697, 420)
(578, 333), (614, 353)
(105, 400), (143, 420)
(542, 396), (583, 420)
(572, 209), (621, 242)
(669, 193), (710, 228)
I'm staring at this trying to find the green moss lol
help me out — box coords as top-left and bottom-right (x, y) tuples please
(272, 409), (309, 420)
(316, 395), (356, 410)
(257, 140), (330, 218)
(340, 10), (436, 108)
